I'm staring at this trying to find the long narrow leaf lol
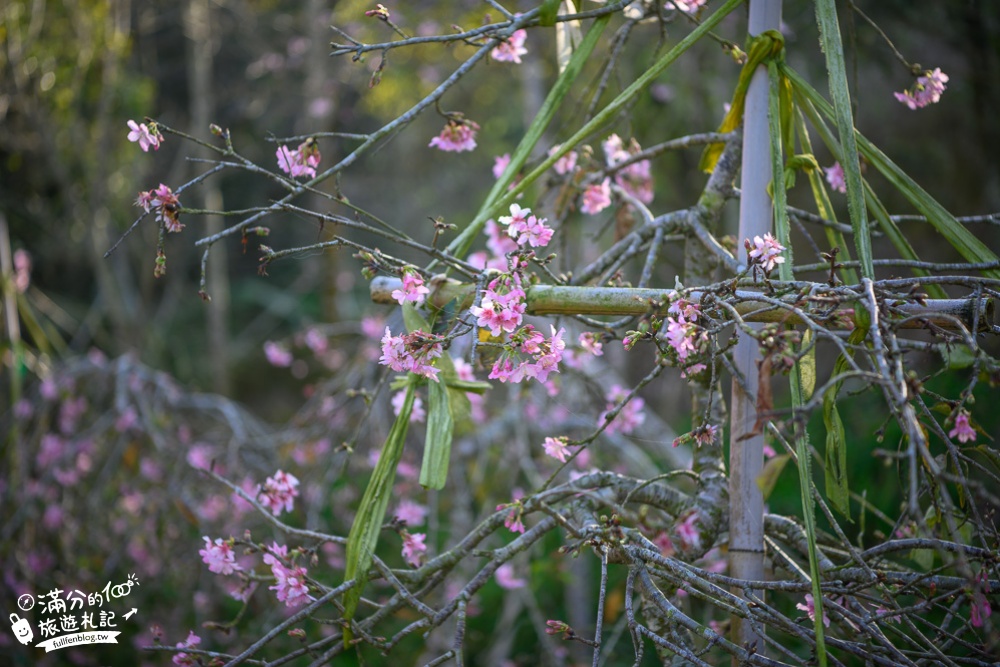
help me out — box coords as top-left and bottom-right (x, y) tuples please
(342, 385), (415, 640)
(768, 61), (793, 280)
(420, 378), (454, 490)
(814, 0), (873, 280)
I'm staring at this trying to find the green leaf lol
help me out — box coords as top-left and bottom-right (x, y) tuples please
(342, 385), (415, 641)
(554, 1), (581, 73)
(815, 0), (872, 284)
(402, 302), (431, 334)
(800, 329), (816, 401)
(768, 60), (793, 281)
(420, 376), (455, 490)
(822, 393), (850, 518)
(937, 343), (976, 370)
(757, 453), (791, 500)
(539, 0), (560, 27)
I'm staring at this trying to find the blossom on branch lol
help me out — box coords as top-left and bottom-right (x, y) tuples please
(948, 410), (976, 443)
(581, 179), (612, 215)
(599, 384), (645, 435)
(401, 530), (427, 567)
(549, 144), (578, 176)
(746, 233), (786, 274)
(199, 537), (241, 575)
(796, 593), (831, 627)
(127, 119), (161, 152)
(135, 183), (183, 233)
(499, 203), (553, 248)
(491, 29), (528, 64)
(429, 119), (479, 152)
(379, 327), (445, 381)
(495, 563), (526, 589)
(894, 68), (949, 110)
(258, 469), (300, 515)
(276, 139), (321, 178)
(542, 436), (570, 463)
(269, 562), (312, 607)
(391, 267), (430, 305)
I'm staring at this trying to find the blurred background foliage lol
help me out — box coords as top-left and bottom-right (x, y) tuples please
(2, 0), (1000, 664)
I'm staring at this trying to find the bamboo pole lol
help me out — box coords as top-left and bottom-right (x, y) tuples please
(728, 0), (782, 656)
(370, 277), (993, 332)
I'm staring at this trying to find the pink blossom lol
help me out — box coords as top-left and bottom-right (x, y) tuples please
(746, 233), (786, 274)
(824, 162), (847, 194)
(13, 249), (31, 293)
(127, 120), (161, 152)
(262, 542), (289, 568)
(394, 500), (428, 526)
(493, 153), (511, 179)
(603, 134), (628, 165)
(693, 424), (719, 447)
(894, 68), (949, 110)
(500, 203), (553, 247)
(276, 139), (321, 178)
(495, 563), (527, 589)
(379, 327), (444, 381)
(199, 537), (241, 575)
(796, 594), (830, 627)
(674, 511), (702, 552)
(498, 502), (526, 533)
(391, 268), (431, 305)
(948, 410), (976, 443)
(429, 119), (479, 152)
(579, 332), (604, 356)
(258, 470), (300, 516)
(303, 327), (328, 353)
(549, 144), (578, 175)
(599, 384), (646, 435)
(401, 531), (427, 567)
(264, 341), (293, 367)
(668, 298), (700, 322)
(470, 286), (526, 338)
(141, 183), (183, 232)
(361, 315), (385, 339)
(172, 631), (201, 666)
(491, 29), (528, 64)
(269, 562), (312, 607)
(580, 178), (612, 215)
(542, 437), (570, 463)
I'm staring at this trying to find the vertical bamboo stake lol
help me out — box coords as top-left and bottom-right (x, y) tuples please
(728, 0), (781, 656)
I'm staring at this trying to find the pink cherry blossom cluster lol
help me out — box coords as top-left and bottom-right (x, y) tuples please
(663, 299), (708, 375)
(257, 469), (300, 516)
(491, 28), (528, 64)
(549, 144), (578, 176)
(497, 500), (526, 534)
(746, 232), (786, 275)
(391, 267), (430, 305)
(276, 139), (321, 178)
(127, 119), (163, 152)
(470, 275), (527, 337)
(172, 631), (201, 666)
(487, 324), (566, 384)
(135, 183), (183, 233)
(599, 384), (646, 435)
(495, 563), (526, 589)
(401, 530), (427, 567)
(429, 119), (480, 152)
(379, 327), (445, 381)
(824, 162), (847, 194)
(199, 536), (241, 575)
(264, 543), (313, 607)
(264, 340), (293, 367)
(674, 510), (702, 552)
(580, 178), (612, 215)
(603, 134), (654, 204)
(894, 68), (949, 110)
(500, 203), (554, 248)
